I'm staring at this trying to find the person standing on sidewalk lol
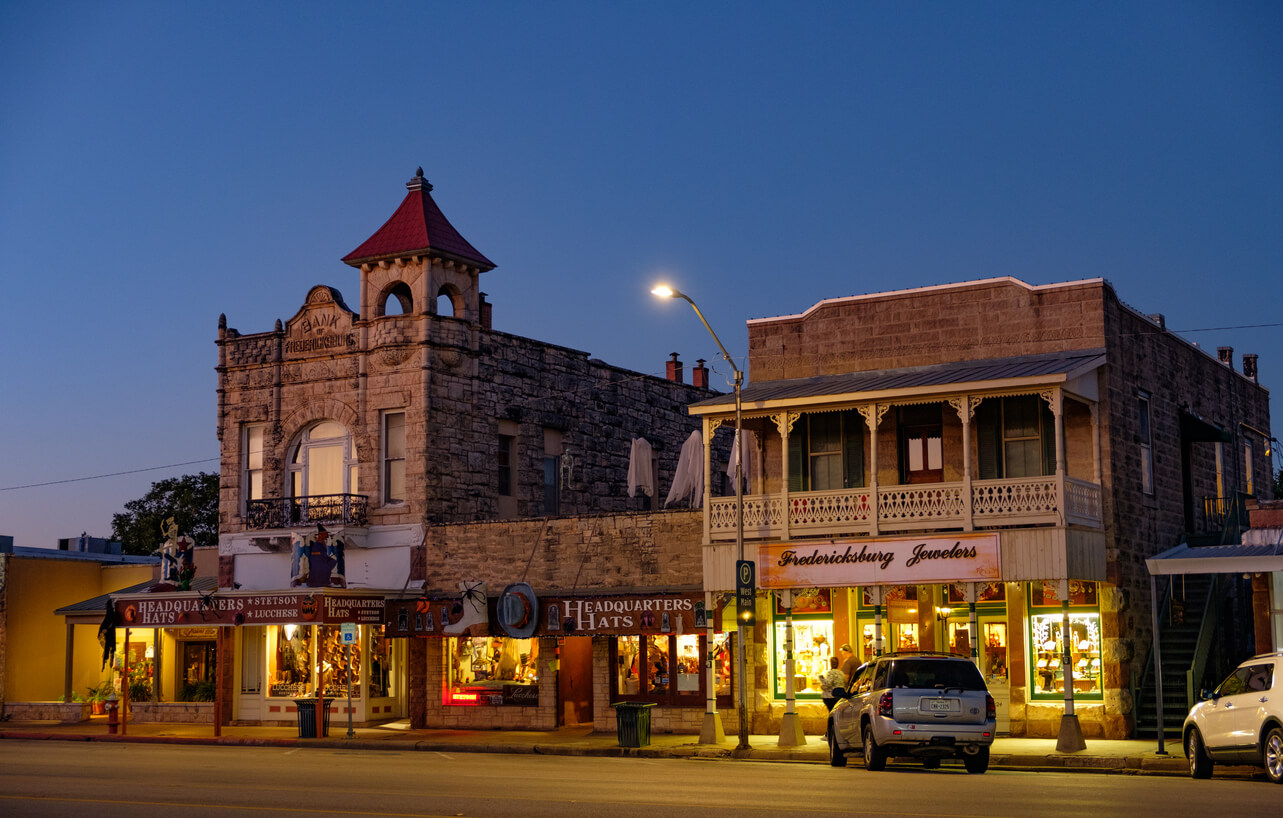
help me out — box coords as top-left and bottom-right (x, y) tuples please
(838, 644), (859, 688)
(819, 657), (846, 711)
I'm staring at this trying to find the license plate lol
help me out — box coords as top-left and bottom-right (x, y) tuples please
(927, 698), (957, 712)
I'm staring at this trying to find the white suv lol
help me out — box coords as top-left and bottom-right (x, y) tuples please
(1184, 652), (1283, 783)
(827, 652), (996, 773)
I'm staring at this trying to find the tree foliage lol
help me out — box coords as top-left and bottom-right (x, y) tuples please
(1274, 467), (1282, 501)
(111, 472), (220, 556)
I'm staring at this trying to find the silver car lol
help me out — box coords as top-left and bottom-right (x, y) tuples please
(827, 652), (996, 773)
(1183, 652), (1283, 783)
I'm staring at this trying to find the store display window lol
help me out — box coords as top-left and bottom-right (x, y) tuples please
(771, 590), (835, 699)
(446, 636), (539, 706)
(981, 622), (1008, 686)
(1028, 581), (1102, 700)
(368, 627), (393, 698)
(611, 634), (712, 705)
(268, 625), (313, 697)
(321, 625), (361, 699)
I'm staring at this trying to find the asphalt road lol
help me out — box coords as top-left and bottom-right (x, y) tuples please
(1, 740), (1278, 818)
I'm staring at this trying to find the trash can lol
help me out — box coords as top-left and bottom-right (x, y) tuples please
(294, 698), (318, 738)
(611, 702), (656, 747)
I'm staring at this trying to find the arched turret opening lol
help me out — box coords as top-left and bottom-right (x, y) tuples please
(379, 282), (414, 316)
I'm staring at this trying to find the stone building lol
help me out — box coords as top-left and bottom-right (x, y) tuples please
(197, 169), (720, 730)
(686, 277), (1271, 741)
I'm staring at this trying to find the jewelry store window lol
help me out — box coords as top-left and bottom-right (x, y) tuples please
(611, 634), (716, 706)
(771, 589), (834, 700)
(943, 582), (1008, 687)
(1028, 581), (1102, 701)
(447, 637), (540, 706)
(856, 585), (920, 659)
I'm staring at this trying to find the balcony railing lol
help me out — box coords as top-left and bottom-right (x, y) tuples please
(244, 494), (369, 529)
(708, 476), (1102, 540)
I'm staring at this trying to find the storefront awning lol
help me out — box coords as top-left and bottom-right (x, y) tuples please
(108, 586), (392, 628)
(54, 577), (217, 626)
(1145, 535), (1283, 576)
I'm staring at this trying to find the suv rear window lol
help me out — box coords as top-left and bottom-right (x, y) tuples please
(887, 659), (986, 690)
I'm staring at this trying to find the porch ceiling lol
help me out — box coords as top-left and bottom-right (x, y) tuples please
(688, 348), (1105, 415)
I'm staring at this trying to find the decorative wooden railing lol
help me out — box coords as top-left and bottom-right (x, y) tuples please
(707, 477), (1101, 540)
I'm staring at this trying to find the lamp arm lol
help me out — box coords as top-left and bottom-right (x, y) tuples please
(677, 294), (741, 376)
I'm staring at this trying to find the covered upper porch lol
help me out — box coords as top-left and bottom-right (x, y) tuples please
(687, 349), (1107, 543)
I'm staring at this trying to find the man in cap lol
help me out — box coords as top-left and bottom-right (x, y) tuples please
(838, 643), (859, 688)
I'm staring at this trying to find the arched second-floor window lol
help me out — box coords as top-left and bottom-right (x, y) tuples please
(288, 421), (358, 498)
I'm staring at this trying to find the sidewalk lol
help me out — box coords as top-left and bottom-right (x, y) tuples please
(0, 715), (1230, 777)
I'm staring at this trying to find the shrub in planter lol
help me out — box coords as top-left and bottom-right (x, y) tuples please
(181, 680), (216, 702)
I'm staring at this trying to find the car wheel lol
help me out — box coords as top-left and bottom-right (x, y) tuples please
(862, 723), (887, 771)
(962, 746), (989, 774)
(922, 758), (940, 770)
(1186, 728), (1213, 780)
(1263, 726), (1283, 784)
(827, 722), (847, 767)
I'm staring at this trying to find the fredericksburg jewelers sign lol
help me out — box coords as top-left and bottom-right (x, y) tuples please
(758, 533), (1001, 589)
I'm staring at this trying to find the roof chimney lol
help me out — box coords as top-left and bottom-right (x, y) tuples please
(1149, 313), (1166, 330)
(692, 359), (709, 389)
(479, 292), (492, 330)
(666, 352), (683, 384)
(1218, 347), (1234, 368)
(1243, 353), (1259, 383)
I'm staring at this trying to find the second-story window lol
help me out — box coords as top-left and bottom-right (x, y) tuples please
(242, 423), (265, 510)
(498, 434), (515, 496)
(976, 396), (1055, 479)
(543, 428), (562, 515)
(898, 404), (943, 484)
(288, 421), (358, 498)
(1138, 393), (1154, 495)
(383, 412), (405, 505)
(788, 410), (864, 491)
(1244, 441), (1254, 495)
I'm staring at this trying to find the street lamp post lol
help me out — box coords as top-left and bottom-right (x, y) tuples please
(652, 285), (750, 751)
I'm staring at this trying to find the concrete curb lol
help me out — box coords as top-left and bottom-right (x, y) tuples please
(0, 730), (1256, 778)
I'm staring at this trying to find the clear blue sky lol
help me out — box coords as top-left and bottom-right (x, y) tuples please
(2, 1), (1279, 548)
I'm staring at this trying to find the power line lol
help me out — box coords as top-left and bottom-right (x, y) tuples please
(0, 458), (220, 492)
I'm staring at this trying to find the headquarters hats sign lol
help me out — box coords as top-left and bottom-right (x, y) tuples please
(758, 533), (1001, 589)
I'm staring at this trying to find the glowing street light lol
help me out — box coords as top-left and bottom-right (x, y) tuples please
(652, 284), (750, 751)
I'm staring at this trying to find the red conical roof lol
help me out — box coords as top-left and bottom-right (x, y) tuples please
(342, 169), (495, 270)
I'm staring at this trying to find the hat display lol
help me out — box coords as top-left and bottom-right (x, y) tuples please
(497, 582), (539, 638)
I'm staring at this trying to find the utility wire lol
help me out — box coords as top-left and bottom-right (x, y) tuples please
(0, 458), (220, 492)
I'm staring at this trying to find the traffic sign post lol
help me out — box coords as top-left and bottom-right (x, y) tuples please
(736, 560), (755, 626)
(340, 623), (357, 738)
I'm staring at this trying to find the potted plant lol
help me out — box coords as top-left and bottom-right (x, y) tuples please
(86, 683), (109, 716)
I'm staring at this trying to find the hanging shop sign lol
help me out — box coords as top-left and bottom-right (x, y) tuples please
(385, 581), (490, 638)
(537, 592), (702, 636)
(757, 533), (1001, 589)
(114, 590), (385, 628)
(496, 583), (538, 638)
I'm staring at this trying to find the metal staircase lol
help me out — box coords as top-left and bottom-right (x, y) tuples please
(1132, 573), (1219, 740)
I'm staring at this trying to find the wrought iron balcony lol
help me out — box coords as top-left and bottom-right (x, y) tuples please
(244, 494), (369, 529)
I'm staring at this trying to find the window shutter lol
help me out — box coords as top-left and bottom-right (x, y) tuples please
(788, 420), (808, 492)
(843, 409), (865, 488)
(976, 399), (1000, 480)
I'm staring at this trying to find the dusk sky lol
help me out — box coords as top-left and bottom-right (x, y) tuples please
(2, 1), (1279, 549)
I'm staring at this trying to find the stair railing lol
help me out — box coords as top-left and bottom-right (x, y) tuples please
(1184, 573), (1222, 710)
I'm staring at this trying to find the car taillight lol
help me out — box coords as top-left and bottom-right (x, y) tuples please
(986, 693), (996, 720)
(878, 691), (894, 717)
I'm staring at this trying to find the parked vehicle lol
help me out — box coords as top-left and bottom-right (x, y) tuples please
(1183, 651), (1283, 783)
(827, 652), (996, 773)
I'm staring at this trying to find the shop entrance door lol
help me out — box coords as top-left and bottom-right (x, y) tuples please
(557, 637), (593, 726)
(979, 618), (1010, 733)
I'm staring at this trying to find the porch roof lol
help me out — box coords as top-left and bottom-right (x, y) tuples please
(688, 348), (1106, 413)
(54, 577), (219, 626)
(1145, 537), (1283, 576)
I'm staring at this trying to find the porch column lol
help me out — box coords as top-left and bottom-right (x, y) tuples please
(702, 416), (713, 546)
(699, 589), (725, 744)
(950, 396), (979, 532)
(867, 585), (886, 657)
(859, 405), (887, 536)
(1042, 389), (1066, 520)
(966, 583), (979, 669)
(1056, 578), (1086, 752)
(774, 412), (798, 541)
(63, 621), (74, 703)
(778, 590), (805, 746)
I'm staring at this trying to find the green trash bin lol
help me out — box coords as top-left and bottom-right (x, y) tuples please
(611, 702), (656, 747)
